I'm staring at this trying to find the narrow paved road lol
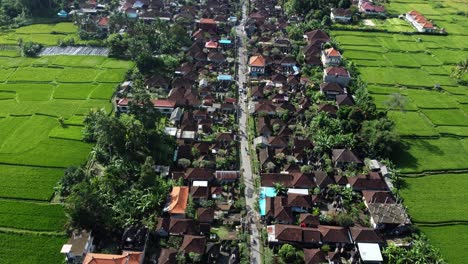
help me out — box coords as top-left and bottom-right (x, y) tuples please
(236, 2), (262, 263)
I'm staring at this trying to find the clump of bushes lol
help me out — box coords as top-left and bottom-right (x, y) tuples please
(21, 41), (42, 57)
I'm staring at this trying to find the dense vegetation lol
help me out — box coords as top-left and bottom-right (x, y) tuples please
(61, 93), (175, 237)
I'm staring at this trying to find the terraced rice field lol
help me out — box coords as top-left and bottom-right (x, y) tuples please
(333, 0), (467, 260)
(0, 22), (82, 46)
(0, 49), (133, 262)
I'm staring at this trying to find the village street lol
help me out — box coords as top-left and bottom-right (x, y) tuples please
(236, 1), (262, 263)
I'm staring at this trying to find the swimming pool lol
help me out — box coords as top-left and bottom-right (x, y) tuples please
(259, 187), (277, 216)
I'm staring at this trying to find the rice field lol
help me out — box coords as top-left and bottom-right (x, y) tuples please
(0, 50), (133, 263)
(333, 0), (468, 260)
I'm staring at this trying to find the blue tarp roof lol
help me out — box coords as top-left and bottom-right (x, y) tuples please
(217, 74), (232, 81)
(219, 39), (232, 44)
(57, 10), (67, 17)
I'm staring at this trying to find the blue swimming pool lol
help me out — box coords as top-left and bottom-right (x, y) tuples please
(259, 187), (277, 216)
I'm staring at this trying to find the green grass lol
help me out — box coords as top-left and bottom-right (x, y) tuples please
(53, 83), (96, 100)
(0, 200), (65, 231)
(394, 138), (468, 173)
(102, 59), (135, 69)
(421, 109), (468, 126)
(419, 225), (468, 264)
(63, 115), (85, 126)
(0, 232), (66, 264)
(388, 111), (438, 136)
(401, 174), (468, 222)
(0, 165), (63, 201)
(0, 23), (81, 46)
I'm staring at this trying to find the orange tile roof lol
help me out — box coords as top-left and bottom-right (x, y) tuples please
(200, 18), (216, 24)
(249, 55), (266, 67)
(83, 251), (143, 264)
(168, 186), (189, 214)
(324, 48), (341, 57)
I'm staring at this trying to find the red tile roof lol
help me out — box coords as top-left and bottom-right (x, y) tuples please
(151, 99), (176, 108)
(200, 18), (216, 24)
(249, 55), (266, 67)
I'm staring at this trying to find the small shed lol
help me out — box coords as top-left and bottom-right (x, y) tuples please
(357, 243), (383, 263)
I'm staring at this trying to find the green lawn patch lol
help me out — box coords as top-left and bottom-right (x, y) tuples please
(102, 59), (135, 69)
(371, 93), (418, 111)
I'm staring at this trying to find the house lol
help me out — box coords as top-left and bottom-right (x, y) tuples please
(362, 190), (395, 205)
(60, 230), (94, 264)
(151, 99), (176, 115)
(323, 67), (351, 87)
(215, 170), (239, 183)
(199, 18), (217, 31)
(405, 10), (437, 32)
(303, 29), (330, 44)
(184, 168), (215, 182)
(331, 8), (352, 23)
(347, 173), (388, 191)
(299, 213), (320, 228)
(197, 207), (215, 223)
(332, 149), (362, 167)
(321, 48), (342, 67)
(164, 186), (189, 217)
(180, 235), (207, 255)
(349, 227), (384, 244)
(83, 251), (143, 264)
(157, 248), (177, 264)
(359, 0), (386, 15)
(336, 94), (355, 107)
(264, 196), (295, 224)
(320, 82), (345, 99)
(318, 225), (351, 247)
(303, 249), (327, 264)
(267, 224), (321, 245)
(156, 218), (196, 236)
(249, 55), (266, 75)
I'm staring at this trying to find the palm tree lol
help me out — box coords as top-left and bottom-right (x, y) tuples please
(273, 182), (288, 196)
(451, 58), (468, 81)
